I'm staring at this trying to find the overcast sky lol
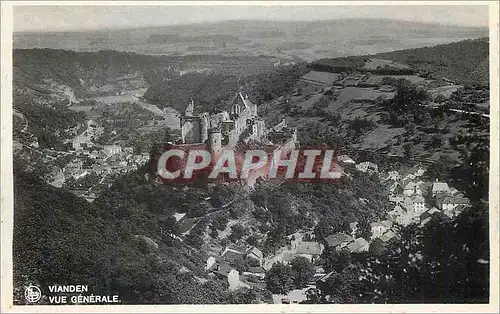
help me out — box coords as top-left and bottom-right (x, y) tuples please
(13, 4), (489, 32)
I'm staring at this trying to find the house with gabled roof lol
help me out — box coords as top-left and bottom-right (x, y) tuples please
(403, 181), (417, 196)
(437, 195), (470, 218)
(389, 195), (404, 203)
(420, 207), (444, 225)
(356, 161), (378, 173)
(379, 230), (399, 243)
(370, 230), (400, 254)
(437, 195), (471, 211)
(206, 258), (241, 290)
(389, 182), (403, 195)
(386, 170), (401, 181)
(337, 155), (356, 164)
(432, 182), (450, 196)
(242, 265), (267, 279)
(220, 244), (246, 263)
(245, 246), (263, 265)
(412, 195), (427, 215)
(402, 173), (416, 183)
(297, 241), (324, 261)
(325, 233), (353, 251)
(371, 220), (393, 239)
(346, 238), (369, 253)
(387, 205), (410, 226)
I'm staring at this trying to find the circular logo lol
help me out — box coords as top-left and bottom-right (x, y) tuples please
(24, 285), (41, 303)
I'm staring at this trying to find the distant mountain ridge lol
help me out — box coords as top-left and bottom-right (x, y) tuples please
(14, 19), (487, 60)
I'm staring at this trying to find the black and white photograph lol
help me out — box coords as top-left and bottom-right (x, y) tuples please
(1, 1), (498, 311)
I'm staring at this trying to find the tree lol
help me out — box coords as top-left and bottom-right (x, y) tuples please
(395, 135), (404, 145)
(321, 249), (351, 273)
(290, 257), (315, 288)
(265, 262), (295, 294)
(349, 204), (489, 303)
(404, 123), (417, 136)
(403, 142), (414, 159)
(161, 216), (178, 234)
(429, 134), (443, 149)
(225, 287), (259, 304)
(228, 224), (248, 242)
(316, 266), (363, 303)
(185, 232), (203, 248)
(211, 213), (229, 231)
(246, 235), (258, 247)
(356, 217), (372, 240)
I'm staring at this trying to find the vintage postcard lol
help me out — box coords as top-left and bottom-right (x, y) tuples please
(1, 1), (498, 312)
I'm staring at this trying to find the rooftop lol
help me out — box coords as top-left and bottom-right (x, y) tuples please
(432, 182), (450, 193)
(325, 233), (353, 247)
(208, 262), (233, 277)
(297, 241), (323, 255)
(379, 230), (398, 243)
(245, 246), (263, 259)
(413, 195), (425, 203)
(347, 238), (369, 253)
(371, 220), (393, 229)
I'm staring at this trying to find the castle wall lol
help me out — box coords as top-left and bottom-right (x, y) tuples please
(210, 112), (230, 128)
(200, 113), (209, 144)
(181, 118), (202, 144)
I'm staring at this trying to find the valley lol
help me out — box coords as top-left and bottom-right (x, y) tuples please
(11, 29), (491, 305)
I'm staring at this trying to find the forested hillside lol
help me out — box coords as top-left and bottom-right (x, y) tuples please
(372, 37), (489, 86)
(13, 152), (490, 303)
(13, 49), (279, 100)
(143, 64), (309, 112)
(13, 163), (271, 304)
(13, 49), (160, 97)
(310, 38), (489, 87)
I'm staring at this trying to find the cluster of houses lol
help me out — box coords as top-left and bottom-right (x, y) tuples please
(194, 152), (473, 303)
(46, 119), (150, 200)
(267, 163), (472, 304)
(385, 167), (471, 227)
(205, 243), (266, 291)
(52, 147), (149, 182)
(204, 231), (329, 295)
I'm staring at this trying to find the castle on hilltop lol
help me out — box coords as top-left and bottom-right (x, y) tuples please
(180, 92), (283, 154)
(150, 92), (300, 184)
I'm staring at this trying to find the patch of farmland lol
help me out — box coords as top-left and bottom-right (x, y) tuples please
(365, 75), (430, 86)
(358, 124), (406, 150)
(290, 116), (323, 125)
(295, 93), (324, 110)
(428, 85), (462, 99)
(339, 102), (381, 121)
(362, 58), (410, 70)
(327, 87), (395, 112)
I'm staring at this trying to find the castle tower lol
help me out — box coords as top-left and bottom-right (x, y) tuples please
(208, 127), (222, 156)
(186, 99), (194, 117)
(200, 113), (209, 143)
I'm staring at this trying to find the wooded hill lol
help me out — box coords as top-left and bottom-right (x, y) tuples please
(311, 38), (489, 87)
